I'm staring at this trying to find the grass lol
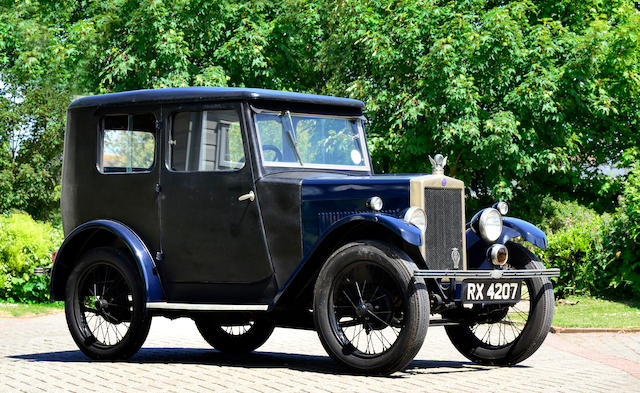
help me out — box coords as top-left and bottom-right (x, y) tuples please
(553, 295), (640, 329)
(0, 301), (64, 317)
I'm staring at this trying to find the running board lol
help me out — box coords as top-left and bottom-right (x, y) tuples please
(414, 268), (560, 280)
(146, 302), (269, 311)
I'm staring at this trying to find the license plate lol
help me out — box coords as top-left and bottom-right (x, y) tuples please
(464, 281), (521, 303)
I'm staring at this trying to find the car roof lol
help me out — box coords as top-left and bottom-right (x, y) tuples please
(68, 87), (365, 110)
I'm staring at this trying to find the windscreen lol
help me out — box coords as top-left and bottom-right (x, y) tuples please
(254, 112), (369, 171)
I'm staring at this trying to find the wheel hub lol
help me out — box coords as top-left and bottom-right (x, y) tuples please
(94, 297), (121, 323)
(355, 303), (372, 318)
(94, 298), (108, 311)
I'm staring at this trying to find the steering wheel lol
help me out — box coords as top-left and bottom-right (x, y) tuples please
(262, 144), (283, 162)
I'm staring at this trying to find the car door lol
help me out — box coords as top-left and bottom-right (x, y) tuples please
(158, 102), (275, 303)
(81, 108), (162, 254)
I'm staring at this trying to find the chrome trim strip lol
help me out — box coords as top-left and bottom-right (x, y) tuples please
(414, 268), (560, 280)
(146, 303), (269, 311)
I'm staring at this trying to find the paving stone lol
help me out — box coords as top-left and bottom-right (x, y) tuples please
(0, 313), (638, 392)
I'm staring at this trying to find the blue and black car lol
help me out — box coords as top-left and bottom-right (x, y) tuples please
(49, 87), (559, 374)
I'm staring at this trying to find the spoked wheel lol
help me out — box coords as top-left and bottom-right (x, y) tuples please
(465, 280), (532, 348)
(331, 261), (405, 355)
(65, 247), (151, 360)
(314, 241), (429, 375)
(444, 243), (554, 365)
(195, 317), (275, 353)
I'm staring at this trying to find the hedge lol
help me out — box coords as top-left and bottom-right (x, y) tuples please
(0, 212), (63, 303)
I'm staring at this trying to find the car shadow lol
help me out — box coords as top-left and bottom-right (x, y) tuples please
(8, 347), (526, 377)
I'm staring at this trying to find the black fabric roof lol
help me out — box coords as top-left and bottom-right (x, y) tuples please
(68, 87), (365, 110)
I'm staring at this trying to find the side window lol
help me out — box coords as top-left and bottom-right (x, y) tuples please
(100, 114), (156, 173)
(170, 110), (245, 172)
(255, 117), (284, 162)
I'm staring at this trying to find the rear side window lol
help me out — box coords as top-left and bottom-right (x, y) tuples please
(170, 110), (245, 172)
(100, 114), (156, 173)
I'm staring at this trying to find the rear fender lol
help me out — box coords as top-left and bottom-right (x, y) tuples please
(50, 220), (164, 302)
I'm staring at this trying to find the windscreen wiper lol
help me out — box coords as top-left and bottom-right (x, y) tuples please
(281, 110), (304, 166)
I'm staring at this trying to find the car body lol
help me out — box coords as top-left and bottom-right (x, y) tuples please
(50, 87), (559, 374)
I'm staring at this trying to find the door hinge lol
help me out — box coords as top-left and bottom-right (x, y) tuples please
(155, 251), (164, 261)
(155, 183), (162, 193)
(155, 120), (163, 131)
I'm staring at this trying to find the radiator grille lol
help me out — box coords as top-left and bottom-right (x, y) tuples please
(424, 188), (464, 270)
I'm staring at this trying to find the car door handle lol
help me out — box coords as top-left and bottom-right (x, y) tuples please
(238, 191), (255, 202)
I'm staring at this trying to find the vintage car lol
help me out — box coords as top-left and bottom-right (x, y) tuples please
(48, 87), (559, 375)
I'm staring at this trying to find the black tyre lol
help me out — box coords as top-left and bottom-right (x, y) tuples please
(313, 241), (429, 375)
(65, 247), (151, 360)
(195, 317), (275, 353)
(444, 242), (554, 365)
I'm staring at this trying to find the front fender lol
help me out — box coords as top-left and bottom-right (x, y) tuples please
(466, 217), (547, 270)
(50, 220), (164, 302)
(327, 213), (423, 247)
(500, 217), (547, 249)
(466, 217), (547, 250)
(273, 213), (423, 306)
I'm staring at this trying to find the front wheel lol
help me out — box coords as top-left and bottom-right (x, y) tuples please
(64, 247), (151, 360)
(313, 241), (429, 375)
(444, 243), (555, 365)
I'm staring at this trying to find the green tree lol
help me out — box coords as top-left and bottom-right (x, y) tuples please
(316, 0), (640, 213)
(0, 0), (639, 220)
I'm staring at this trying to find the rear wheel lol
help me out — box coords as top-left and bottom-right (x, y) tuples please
(444, 243), (554, 365)
(195, 317), (275, 353)
(64, 247), (151, 360)
(313, 241), (429, 375)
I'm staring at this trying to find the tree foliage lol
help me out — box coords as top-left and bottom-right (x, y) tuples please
(0, 0), (638, 219)
(317, 0), (640, 212)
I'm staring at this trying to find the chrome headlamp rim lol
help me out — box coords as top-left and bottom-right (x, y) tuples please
(366, 196), (383, 211)
(487, 244), (509, 266)
(403, 206), (427, 233)
(478, 208), (503, 243)
(494, 201), (509, 215)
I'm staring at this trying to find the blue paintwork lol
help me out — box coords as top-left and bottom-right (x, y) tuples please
(68, 87), (364, 110)
(51, 220), (164, 302)
(466, 216), (547, 250)
(465, 229), (493, 270)
(274, 211), (422, 305)
(501, 217), (547, 249)
(271, 175), (420, 305)
(301, 175), (414, 257)
(465, 216), (547, 270)
(330, 213), (422, 245)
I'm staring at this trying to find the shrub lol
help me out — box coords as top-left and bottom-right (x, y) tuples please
(538, 197), (602, 234)
(539, 159), (640, 299)
(595, 159), (640, 299)
(0, 212), (63, 302)
(539, 200), (605, 297)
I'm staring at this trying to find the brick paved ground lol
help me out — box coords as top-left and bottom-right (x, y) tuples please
(1, 312), (638, 392)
